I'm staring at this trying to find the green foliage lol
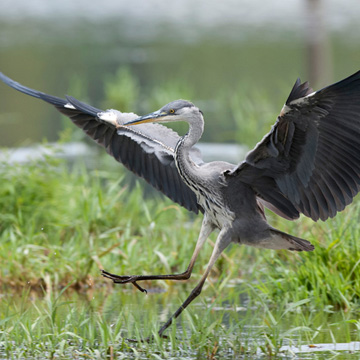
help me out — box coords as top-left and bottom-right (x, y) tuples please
(101, 66), (196, 137)
(1, 284), (359, 358)
(146, 78), (195, 110)
(1, 151), (360, 357)
(255, 199), (360, 309)
(102, 67), (140, 112)
(2, 69), (360, 357)
(227, 87), (278, 147)
(97, 65), (283, 145)
(0, 153), (204, 289)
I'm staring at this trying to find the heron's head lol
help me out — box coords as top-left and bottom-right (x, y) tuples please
(124, 100), (203, 126)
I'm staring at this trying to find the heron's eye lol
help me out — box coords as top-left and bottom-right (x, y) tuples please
(169, 109), (175, 114)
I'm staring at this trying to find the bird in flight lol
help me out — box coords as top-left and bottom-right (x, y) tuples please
(1, 71), (360, 338)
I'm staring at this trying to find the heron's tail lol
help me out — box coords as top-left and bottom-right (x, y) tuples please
(269, 229), (314, 252)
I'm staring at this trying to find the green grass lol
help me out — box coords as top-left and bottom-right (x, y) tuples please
(1, 69), (360, 358)
(0, 153), (203, 290)
(1, 151), (360, 358)
(256, 202), (360, 310)
(1, 283), (359, 359)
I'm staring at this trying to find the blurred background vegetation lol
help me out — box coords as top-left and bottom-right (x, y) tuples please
(0, 0), (359, 149)
(1, 1), (360, 357)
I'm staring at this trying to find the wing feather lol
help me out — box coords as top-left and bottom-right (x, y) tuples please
(0, 72), (202, 214)
(228, 70), (360, 221)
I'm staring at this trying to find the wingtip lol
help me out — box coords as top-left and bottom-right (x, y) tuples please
(0, 72), (19, 87)
(286, 77), (313, 105)
(65, 95), (103, 117)
(0, 72), (44, 100)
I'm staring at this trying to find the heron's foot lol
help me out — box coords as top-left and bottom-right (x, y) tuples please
(101, 270), (148, 293)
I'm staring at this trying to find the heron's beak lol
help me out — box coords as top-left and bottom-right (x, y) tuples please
(124, 110), (169, 126)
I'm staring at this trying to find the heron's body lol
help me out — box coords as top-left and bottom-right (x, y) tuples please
(175, 128), (234, 229)
(176, 151), (286, 249)
(1, 70), (360, 338)
(171, 103), (313, 252)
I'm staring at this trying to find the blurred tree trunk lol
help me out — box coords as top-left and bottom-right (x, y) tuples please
(305, 0), (333, 87)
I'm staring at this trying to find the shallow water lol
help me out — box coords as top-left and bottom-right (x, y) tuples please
(1, 283), (360, 359)
(0, 1), (359, 148)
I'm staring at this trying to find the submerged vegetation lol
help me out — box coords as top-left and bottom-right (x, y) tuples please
(1, 69), (360, 358)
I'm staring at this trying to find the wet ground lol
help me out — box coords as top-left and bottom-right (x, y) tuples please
(1, 283), (360, 359)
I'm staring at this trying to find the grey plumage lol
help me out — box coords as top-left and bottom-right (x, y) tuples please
(1, 70), (360, 338)
(231, 71), (360, 221)
(0, 75), (202, 214)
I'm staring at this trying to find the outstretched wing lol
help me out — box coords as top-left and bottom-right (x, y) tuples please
(0, 73), (202, 214)
(228, 71), (360, 221)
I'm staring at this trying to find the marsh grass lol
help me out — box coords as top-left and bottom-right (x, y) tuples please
(1, 284), (359, 359)
(0, 152), (205, 291)
(1, 70), (360, 357)
(252, 198), (360, 309)
(1, 152), (360, 358)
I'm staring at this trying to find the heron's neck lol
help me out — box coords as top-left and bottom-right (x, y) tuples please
(175, 119), (204, 189)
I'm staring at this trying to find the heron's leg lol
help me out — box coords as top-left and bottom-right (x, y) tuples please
(156, 228), (232, 337)
(101, 215), (215, 292)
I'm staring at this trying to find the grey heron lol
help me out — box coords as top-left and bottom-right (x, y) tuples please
(1, 71), (360, 338)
